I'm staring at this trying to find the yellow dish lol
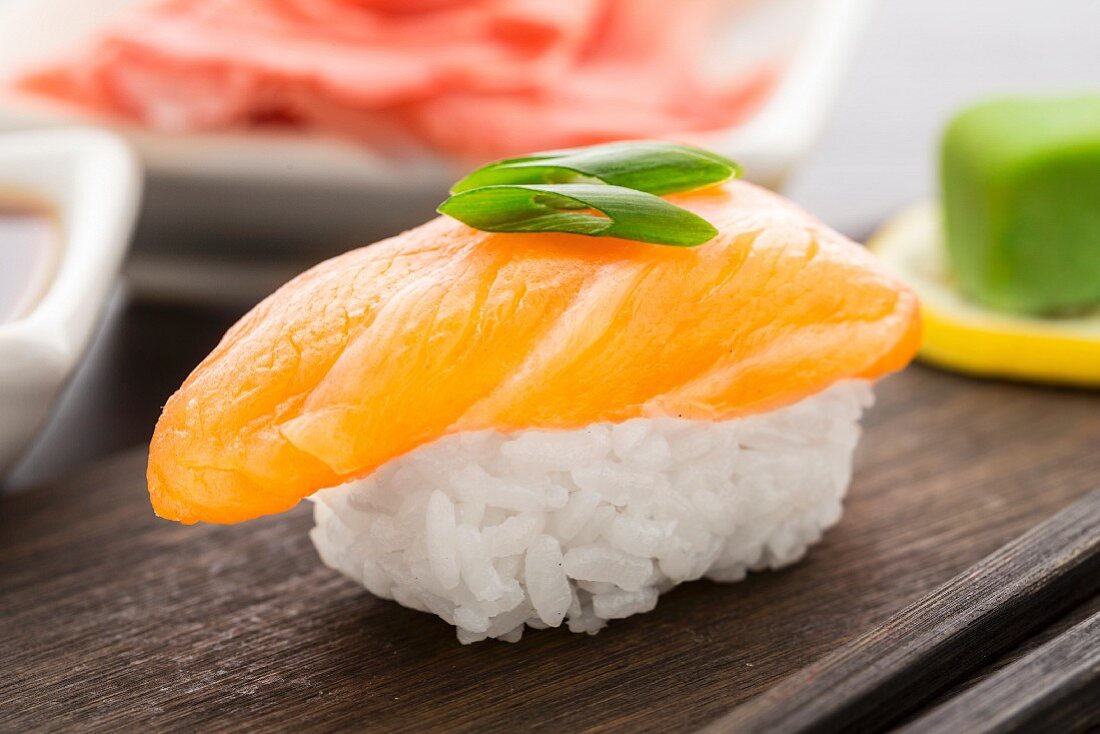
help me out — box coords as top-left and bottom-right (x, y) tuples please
(868, 202), (1100, 386)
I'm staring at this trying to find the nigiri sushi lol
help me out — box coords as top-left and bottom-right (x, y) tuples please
(148, 142), (920, 643)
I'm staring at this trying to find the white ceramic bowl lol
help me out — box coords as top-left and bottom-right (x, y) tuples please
(0, 0), (871, 260)
(0, 128), (141, 476)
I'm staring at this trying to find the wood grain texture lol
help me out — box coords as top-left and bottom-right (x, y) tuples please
(700, 489), (1100, 734)
(898, 609), (1100, 734)
(2, 365), (1100, 733)
(914, 593), (1100, 717)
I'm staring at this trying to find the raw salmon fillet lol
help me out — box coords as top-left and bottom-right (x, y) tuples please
(148, 180), (921, 524)
(14, 0), (774, 159)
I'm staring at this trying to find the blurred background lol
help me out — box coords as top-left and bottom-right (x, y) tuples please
(1, 0), (1098, 488)
(789, 0), (1100, 234)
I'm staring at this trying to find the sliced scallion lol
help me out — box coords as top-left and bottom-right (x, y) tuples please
(449, 141), (740, 196)
(438, 183), (718, 247)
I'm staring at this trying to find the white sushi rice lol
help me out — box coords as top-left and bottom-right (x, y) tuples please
(309, 380), (874, 643)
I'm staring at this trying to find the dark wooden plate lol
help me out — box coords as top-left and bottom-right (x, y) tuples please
(2, 366), (1099, 732)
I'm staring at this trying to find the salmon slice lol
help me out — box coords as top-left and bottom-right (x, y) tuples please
(148, 181), (920, 525)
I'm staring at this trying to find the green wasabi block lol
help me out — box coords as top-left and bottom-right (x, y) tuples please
(941, 95), (1100, 315)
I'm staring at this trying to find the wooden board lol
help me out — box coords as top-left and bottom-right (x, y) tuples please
(2, 365), (1099, 733)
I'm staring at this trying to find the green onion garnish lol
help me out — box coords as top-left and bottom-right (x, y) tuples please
(438, 183), (718, 247)
(439, 141), (740, 247)
(450, 141), (740, 196)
